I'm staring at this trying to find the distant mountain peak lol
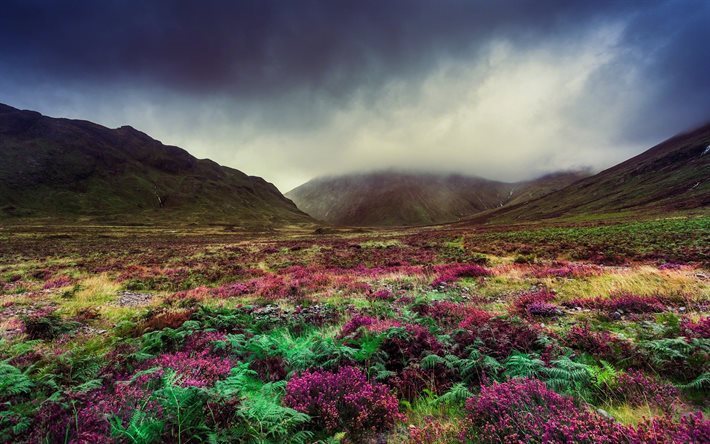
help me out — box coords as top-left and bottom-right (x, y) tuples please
(286, 170), (589, 226)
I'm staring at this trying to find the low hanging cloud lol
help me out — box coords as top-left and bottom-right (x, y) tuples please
(1, 0), (708, 191)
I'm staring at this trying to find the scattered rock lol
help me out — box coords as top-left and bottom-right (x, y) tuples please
(116, 291), (154, 307)
(597, 408), (614, 420)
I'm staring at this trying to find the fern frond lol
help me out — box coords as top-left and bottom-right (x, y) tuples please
(0, 362), (33, 398)
(437, 383), (473, 405)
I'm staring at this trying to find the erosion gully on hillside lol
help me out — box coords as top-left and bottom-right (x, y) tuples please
(0, 216), (708, 443)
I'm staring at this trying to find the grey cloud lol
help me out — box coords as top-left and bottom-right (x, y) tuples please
(0, 0), (708, 191)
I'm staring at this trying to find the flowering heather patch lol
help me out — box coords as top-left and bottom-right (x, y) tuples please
(563, 324), (636, 363)
(431, 263), (490, 287)
(284, 366), (402, 437)
(380, 324), (444, 370)
(529, 263), (603, 278)
(414, 300), (484, 328)
(145, 349), (232, 387)
(464, 378), (629, 443)
(31, 383), (154, 443)
(42, 275), (73, 289)
(611, 370), (679, 412)
(339, 315), (403, 337)
(458, 309), (494, 329)
(388, 363), (456, 401)
(368, 288), (394, 300)
(604, 292), (668, 313)
(658, 262), (684, 270)
(629, 412), (710, 443)
(511, 290), (561, 317)
(211, 281), (252, 298)
(455, 316), (542, 359)
(681, 316), (710, 339)
(565, 293), (668, 314)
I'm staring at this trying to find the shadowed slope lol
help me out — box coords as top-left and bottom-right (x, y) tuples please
(473, 123), (710, 224)
(0, 104), (311, 226)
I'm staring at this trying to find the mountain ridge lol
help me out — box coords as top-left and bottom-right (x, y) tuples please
(464, 122), (710, 224)
(0, 103), (311, 226)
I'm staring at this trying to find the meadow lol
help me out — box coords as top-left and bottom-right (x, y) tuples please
(0, 216), (708, 443)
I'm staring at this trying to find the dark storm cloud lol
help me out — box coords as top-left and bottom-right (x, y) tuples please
(0, 0), (647, 97)
(0, 0), (708, 191)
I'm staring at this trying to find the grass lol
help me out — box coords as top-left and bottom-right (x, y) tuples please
(0, 215), (707, 442)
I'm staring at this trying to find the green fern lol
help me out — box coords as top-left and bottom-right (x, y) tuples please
(504, 352), (545, 379)
(679, 372), (710, 390)
(437, 383), (473, 405)
(110, 409), (165, 444)
(0, 362), (33, 398)
(544, 356), (593, 397)
(153, 371), (211, 444)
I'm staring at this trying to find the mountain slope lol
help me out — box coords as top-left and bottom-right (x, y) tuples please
(474, 123), (710, 224)
(0, 104), (311, 226)
(286, 171), (587, 226)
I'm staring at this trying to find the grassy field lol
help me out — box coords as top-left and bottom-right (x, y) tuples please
(0, 215), (708, 443)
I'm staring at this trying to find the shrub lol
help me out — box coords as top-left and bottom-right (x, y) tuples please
(339, 315), (376, 337)
(368, 288), (394, 301)
(529, 264), (601, 278)
(629, 411), (710, 443)
(141, 309), (195, 332)
(145, 349), (232, 387)
(681, 317), (710, 339)
(339, 315), (402, 338)
(22, 310), (74, 340)
(455, 317), (541, 360)
(457, 309), (493, 330)
(388, 363), (456, 401)
(284, 366), (401, 437)
(380, 324), (443, 371)
(463, 378), (628, 443)
(563, 324), (636, 364)
(611, 370), (679, 413)
(512, 290), (561, 318)
(605, 293), (667, 314)
(431, 264), (490, 288)
(417, 301), (485, 328)
(565, 293), (667, 314)
(43, 275), (73, 289)
(212, 282), (251, 298)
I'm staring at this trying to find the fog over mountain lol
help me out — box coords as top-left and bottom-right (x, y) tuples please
(1, 0), (709, 191)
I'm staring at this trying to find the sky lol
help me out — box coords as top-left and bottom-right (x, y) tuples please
(1, 0), (709, 192)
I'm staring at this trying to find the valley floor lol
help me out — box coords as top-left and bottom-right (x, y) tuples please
(0, 216), (708, 443)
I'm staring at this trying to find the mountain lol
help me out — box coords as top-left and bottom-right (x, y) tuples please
(0, 104), (311, 226)
(285, 170), (588, 226)
(473, 123), (710, 224)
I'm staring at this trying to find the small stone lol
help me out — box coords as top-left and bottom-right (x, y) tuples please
(597, 408), (614, 419)
(612, 311), (622, 320)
